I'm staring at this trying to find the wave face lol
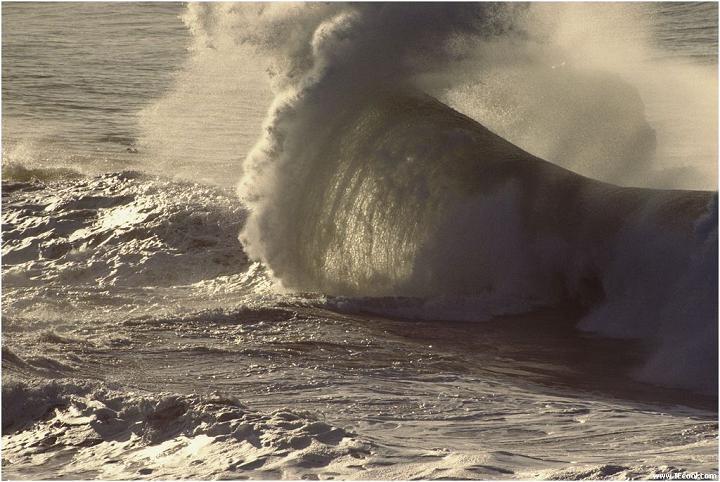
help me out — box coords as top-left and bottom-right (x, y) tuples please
(244, 88), (713, 299)
(239, 86), (717, 394)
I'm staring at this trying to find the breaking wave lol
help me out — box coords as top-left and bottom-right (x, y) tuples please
(5, 4), (715, 395)
(239, 85), (717, 392)
(3, 4), (718, 479)
(179, 4), (716, 393)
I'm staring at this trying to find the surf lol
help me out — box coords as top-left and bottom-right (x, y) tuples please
(239, 85), (716, 391)
(242, 89), (712, 296)
(226, 3), (717, 394)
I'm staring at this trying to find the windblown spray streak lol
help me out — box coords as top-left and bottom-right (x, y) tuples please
(217, 3), (719, 393)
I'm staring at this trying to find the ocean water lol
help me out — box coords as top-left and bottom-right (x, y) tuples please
(2, 2), (271, 187)
(2, 3), (718, 480)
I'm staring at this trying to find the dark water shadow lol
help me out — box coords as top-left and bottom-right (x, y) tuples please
(347, 307), (718, 414)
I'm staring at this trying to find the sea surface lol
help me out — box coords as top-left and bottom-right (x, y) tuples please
(2, 3), (718, 480)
